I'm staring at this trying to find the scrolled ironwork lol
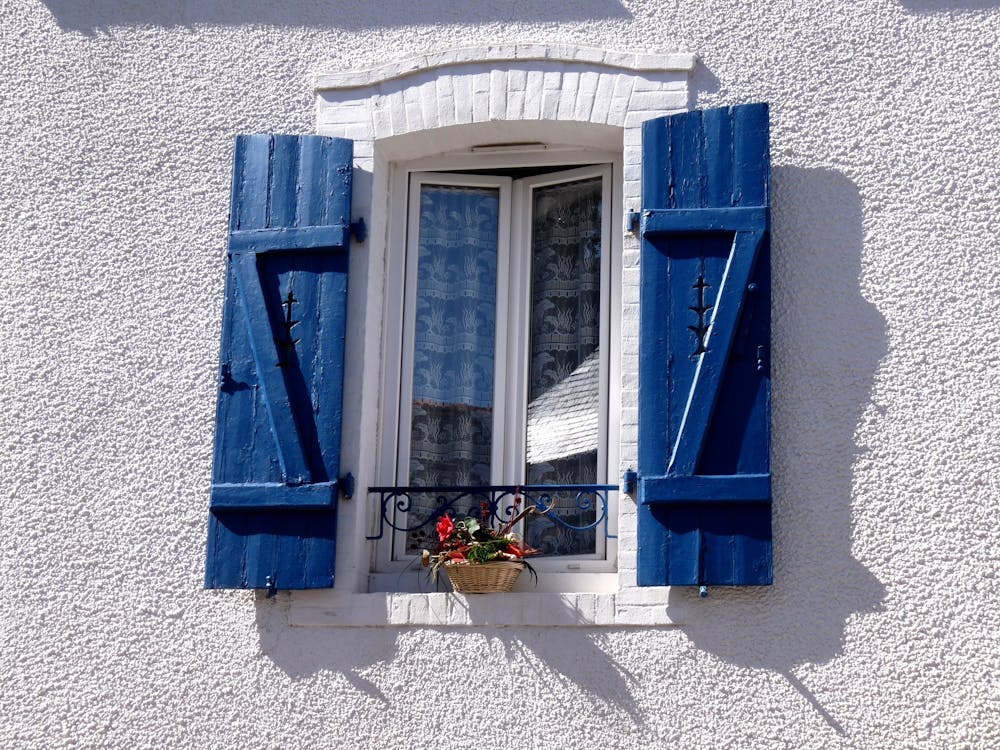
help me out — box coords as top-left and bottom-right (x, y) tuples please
(366, 484), (617, 542)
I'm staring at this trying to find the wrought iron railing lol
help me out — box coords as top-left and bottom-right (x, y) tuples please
(366, 484), (618, 542)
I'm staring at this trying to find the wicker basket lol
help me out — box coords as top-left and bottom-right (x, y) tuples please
(444, 560), (525, 593)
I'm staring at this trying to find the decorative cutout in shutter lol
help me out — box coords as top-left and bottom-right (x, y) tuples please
(205, 134), (353, 591)
(637, 104), (772, 587)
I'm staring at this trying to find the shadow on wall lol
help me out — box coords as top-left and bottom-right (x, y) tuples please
(255, 600), (646, 727)
(898, 0), (1000, 9)
(668, 166), (887, 735)
(251, 167), (886, 735)
(38, 0), (631, 34)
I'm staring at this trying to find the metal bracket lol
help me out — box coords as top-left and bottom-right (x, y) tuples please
(339, 472), (355, 500)
(625, 210), (641, 234)
(622, 468), (637, 496)
(350, 218), (367, 243)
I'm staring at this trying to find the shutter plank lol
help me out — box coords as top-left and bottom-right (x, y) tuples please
(702, 106), (734, 208)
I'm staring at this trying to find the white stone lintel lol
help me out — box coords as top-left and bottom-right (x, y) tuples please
(315, 44), (698, 91)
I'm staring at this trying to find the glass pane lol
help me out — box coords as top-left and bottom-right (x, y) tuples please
(405, 184), (499, 555)
(524, 177), (602, 556)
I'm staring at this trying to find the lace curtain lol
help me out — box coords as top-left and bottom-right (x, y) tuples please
(402, 176), (604, 558)
(406, 184), (499, 552)
(524, 177), (602, 555)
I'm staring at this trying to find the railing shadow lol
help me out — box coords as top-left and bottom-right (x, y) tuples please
(255, 594), (647, 732)
(38, 0), (632, 34)
(666, 166), (888, 736)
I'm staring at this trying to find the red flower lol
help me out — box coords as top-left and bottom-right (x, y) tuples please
(436, 514), (455, 542)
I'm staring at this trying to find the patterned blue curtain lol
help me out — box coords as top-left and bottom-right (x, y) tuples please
(406, 184), (499, 553)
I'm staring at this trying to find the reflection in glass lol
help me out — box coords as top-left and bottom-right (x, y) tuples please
(524, 177), (602, 556)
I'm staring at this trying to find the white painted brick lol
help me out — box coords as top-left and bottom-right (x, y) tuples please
(387, 90), (407, 134)
(472, 71), (490, 122)
(427, 593), (449, 624)
(489, 69), (507, 120)
(542, 69), (561, 90)
(508, 68), (527, 91)
(317, 101), (370, 126)
(611, 73), (634, 103)
(615, 605), (670, 625)
(436, 75), (455, 127)
(352, 139), (375, 159)
(371, 96), (391, 138)
(574, 71), (599, 121)
(388, 592), (410, 624)
(557, 71), (579, 120)
(507, 89), (525, 120)
(631, 73), (688, 92)
(453, 75), (473, 124)
(406, 592), (429, 623)
(403, 86), (424, 131)
(569, 593), (597, 624)
(418, 79), (439, 130)
(541, 88), (560, 120)
(594, 593), (616, 625)
(523, 71), (543, 119)
(624, 110), (661, 130)
(628, 89), (687, 113)
(447, 596), (470, 625)
(591, 73), (615, 124)
(617, 587), (672, 606)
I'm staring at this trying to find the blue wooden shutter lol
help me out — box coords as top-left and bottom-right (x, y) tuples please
(205, 134), (353, 590)
(637, 104), (772, 587)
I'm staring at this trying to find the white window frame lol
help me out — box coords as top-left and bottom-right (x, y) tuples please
(372, 147), (622, 594)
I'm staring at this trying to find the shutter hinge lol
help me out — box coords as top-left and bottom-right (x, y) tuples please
(622, 468), (637, 496)
(625, 210), (641, 234)
(339, 472), (355, 500)
(350, 218), (366, 243)
(264, 575), (277, 598)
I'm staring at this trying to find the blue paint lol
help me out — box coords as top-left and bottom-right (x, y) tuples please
(210, 482), (339, 508)
(228, 225), (351, 253)
(637, 104), (773, 588)
(205, 134), (353, 591)
(639, 474), (771, 504)
(642, 207), (769, 234)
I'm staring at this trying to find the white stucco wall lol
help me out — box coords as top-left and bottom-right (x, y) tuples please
(3, 1), (998, 748)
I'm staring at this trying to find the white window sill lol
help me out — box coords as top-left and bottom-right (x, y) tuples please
(287, 588), (686, 627)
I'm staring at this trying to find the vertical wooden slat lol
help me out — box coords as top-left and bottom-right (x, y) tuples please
(702, 107), (734, 208)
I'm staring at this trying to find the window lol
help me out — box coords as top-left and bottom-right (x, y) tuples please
(371, 149), (621, 591)
(203, 97), (773, 613)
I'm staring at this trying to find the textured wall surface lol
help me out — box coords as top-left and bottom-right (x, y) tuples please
(3, 1), (999, 748)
